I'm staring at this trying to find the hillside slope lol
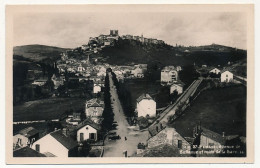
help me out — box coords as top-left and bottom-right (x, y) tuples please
(99, 39), (247, 67)
(13, 44), (69, 62)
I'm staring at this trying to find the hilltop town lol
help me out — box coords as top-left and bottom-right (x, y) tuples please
(13, 30), (247, 157)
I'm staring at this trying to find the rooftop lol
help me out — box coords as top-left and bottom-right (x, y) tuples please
(136, 93), (154, 103)
(200, 127), (239, 145)
(18, 127), (39, 138)
(148, 121), (167, 137)
(76, 118), (102, 131)
(86, 98), (104, 108)
(13, 146), (46, 157)
(50, 130), (78, 150)
(162, 66), (176, 71)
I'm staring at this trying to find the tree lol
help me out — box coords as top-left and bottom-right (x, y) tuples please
(179, 65), (200, 87)
(101, 73), (114, 131)
(170, 90), (178, 103)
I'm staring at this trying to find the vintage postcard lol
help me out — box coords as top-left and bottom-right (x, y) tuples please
(6, 4), (254, 164)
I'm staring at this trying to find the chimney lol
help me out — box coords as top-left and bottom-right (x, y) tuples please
(222, 132), (225, 137)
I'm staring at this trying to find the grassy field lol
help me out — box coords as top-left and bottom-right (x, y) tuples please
(13, 98), (86, 121)
(169, 85), (246, 137)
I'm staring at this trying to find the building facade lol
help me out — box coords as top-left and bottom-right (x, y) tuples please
(85, 98), (104, 123)
(221, 71), (233, 83)
(31, 129), (78, 157)
(76, 119), (101, 142)
(210, 68), (221, 74)
(170, 83), (184, 95)
(161, 66), (178, 85)
(136, 94), (156, 117)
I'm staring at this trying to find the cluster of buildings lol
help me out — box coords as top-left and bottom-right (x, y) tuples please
(134, 65), (184, 119)
(111, 64), (147, 81)
(121, 34), (165, 45)
(136, 121), (245, 157)
(134, 65), (235, 126)
(79, 30), (165, 54)
(13, 116), (104, 157)
(81, 30), (119, 53)
(160, 65), (184, 95)
(160, 65), (182, 85)
(208, 67), (234, 83)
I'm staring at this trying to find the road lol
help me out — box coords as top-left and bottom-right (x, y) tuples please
(234, 75), (247, 86)
(103, 72), (148, 157)
(150, 79), (202, 126)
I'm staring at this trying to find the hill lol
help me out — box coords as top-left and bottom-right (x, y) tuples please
(13, 44), (70, 62)
(170, 85), (246, 137)
(98, 39), (247, 67)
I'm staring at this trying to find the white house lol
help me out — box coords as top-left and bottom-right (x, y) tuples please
(221, 70), (233, 83)
(136, 93), (156, 118)
(13, 127), (39, 148)
(209, 68), (221, 74)
(170, 83), (184, 95)
(76, 119), (101, 142)
(85, 98), (104, 123)
(93, 84), (101, 93)
(131, 67), (143, 78)
(77, 64), (85, 72)
(104, 41), (111, 46)
(176, 66), (182, 72)
(31, 129), (78, 157)
(161, 66), (178, 85)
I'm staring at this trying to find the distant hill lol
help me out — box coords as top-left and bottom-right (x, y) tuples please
(98, 39), (247, 67)
(13, 44), (70, 62)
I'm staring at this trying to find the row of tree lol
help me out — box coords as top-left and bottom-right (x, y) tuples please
(101, 71), (115, 131)
(111, 72), (136, 124)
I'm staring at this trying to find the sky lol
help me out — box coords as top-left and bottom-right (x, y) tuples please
(13, 10), (247, 49)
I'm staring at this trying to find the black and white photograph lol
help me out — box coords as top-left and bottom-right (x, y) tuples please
(5, 4), (254, 164)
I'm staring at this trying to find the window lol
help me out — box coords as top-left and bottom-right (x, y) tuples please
(178, 140), (182, 149)
(89, 133), (95, 140)
(80, 133), (84, 142)
(209, 143), (214, 146)
(226, 74), (228, 77)
(35, 144), (40, 152)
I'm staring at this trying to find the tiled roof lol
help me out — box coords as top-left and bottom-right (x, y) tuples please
(136, 93), (154, 103)
(134, 144), (181, 157)
(13, 146), (46, 157)
(220, 69), (233, 74)
(76, 118), (102, 131)
(200, 127), (225, 145)
(86, 98), (104, 108)
(162, 66), (176, 71)
(50, 130), (78, 150)
(171, 81), (185, 87)
(148, 121), (167, 137)
(18, 127), (39, 138)
(209, 67), (220, 72)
